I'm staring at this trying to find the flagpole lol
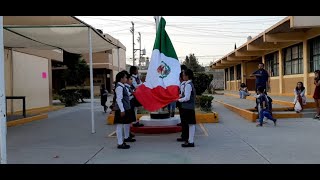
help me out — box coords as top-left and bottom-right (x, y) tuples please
(154, 16), (161, 33)
(153, 16), (162, 113)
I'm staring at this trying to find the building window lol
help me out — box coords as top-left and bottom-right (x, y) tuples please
(236, 64), (241, 80)
(265, 52), (279, 76)
(309, 35), (320, 72)
(225, 68), (229, 81)
(230, 67), (235, 80)
(283, 43), (303, 75)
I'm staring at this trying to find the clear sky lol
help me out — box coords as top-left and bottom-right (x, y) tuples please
(77, 16), (287, 66)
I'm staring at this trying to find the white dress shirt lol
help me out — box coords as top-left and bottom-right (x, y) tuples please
(132, 74), (142, 88)
(115, 82), (125, 112)
(179, 80), (192, 102)
(180, 81), (186, 97)
(125, 83), (134, 101)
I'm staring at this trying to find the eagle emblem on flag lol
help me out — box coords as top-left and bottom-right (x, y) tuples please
(157, 61), (171, 79)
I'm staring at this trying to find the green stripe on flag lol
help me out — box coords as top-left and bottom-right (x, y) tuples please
(153, 17), (178, 60)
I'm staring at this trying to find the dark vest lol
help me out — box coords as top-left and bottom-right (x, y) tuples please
(125, 84), (134, 100)
(133, 75), (141, 84)
(114, 83), (130, 111)
(181, 81), (196, 110)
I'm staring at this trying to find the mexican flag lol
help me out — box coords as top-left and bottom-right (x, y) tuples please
(134, 17), (180, 112)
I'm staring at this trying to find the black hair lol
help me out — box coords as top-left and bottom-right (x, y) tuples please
(259, 63), (264, 67)
(121, 70), (129, 76)
(181, 64), (188, 72)
(179, 72), (183, 80)
(116, 71), (126, 83)
(101, 84), (105, 89)
(296, 82), (305, 91)
(315, 70), (320, 81)
(127, 73), (132, 79)
(257, 86), (265, 93)
(184, 69), (194, 80)
(130, 66), (138, 75)
(240, 83), (246, 88)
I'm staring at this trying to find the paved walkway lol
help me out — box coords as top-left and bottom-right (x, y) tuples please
(6, 97), (320, 163)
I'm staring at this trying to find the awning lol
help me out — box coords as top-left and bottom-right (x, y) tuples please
(3, 16), (123, 54)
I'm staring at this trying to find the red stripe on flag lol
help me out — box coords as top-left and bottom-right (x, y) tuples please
(134, 85), (179, 112)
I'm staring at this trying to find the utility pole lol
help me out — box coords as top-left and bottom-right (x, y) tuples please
(0, 16), (7, 164)
(133, 32), (141, 68)
(137, 32), (141, 66)
(130, 21), (135, 66)
(131, 22), (145, 68)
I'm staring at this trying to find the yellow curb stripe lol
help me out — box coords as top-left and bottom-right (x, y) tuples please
(7, 105), (64, 116)
(7, 114), (48, 127)
(215, 99), (303, 122)
(215, 99), (257, 122)
(224, 93), (316, 109)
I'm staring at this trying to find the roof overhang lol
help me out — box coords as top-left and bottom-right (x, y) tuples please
(3, 16), (124, 54)
(211, 16), (320, 70)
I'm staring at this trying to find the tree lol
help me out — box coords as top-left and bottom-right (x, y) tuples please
(193, 73), (213, 95)
(182, 54), (205, 73)
(62, 51), (89, 86)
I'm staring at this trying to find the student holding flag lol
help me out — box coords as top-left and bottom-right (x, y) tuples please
(178, 69), (196, 147)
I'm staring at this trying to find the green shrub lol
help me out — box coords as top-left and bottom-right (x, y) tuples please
(58, 87), (90, 106)
(52, 93), (60, 100)
(199, 95), (214, 112)
(59, 89), (79, 107)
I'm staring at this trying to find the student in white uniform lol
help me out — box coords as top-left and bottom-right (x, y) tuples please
(177, 72), (186, 128)
(130, 66), (144, 127)
(123, 73), (137, 142)
(113, 71), (131, 149)
(178, 69), (196, 147)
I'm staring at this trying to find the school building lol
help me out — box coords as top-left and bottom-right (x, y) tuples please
(211, 16), (320, 97)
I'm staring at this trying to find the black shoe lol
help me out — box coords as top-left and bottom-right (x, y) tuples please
(273, 119), (277, 126)
(124, 137), (136, 142)
(256, 123), (263, 127)
(181, 142), (195, 147)
(171, 112), (175, 117)
(133, 122), (144, 127)
(177, 123), (182, 126)
(129, 132), (135, 138)
(117, 143), (130, 149)
(177, 138), (187, 142)
(136, 122), (144, 127)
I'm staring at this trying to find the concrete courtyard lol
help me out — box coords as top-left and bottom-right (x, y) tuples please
(6, 97), (320, 164)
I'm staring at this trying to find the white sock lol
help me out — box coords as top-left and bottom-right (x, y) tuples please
(134, 108), (138, 123)
(124, 124), (130, 139)
(116, 124), (123, 145)
(188, 124), (195, 143)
